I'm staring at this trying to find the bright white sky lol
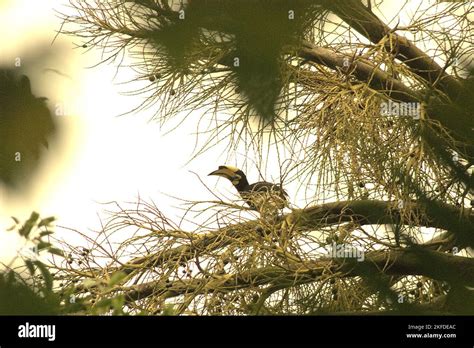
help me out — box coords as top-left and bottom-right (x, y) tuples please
(0, 1), (202, 257)
(0, 0), (290, 261)
(0, 0), (470, 262)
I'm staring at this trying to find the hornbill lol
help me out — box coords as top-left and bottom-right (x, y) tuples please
(208, 165), (289, 215)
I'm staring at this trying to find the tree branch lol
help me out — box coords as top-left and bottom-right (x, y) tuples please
(109, 199), (472, 279)
(298, 41), (420, 103)
(122, 248), (474, 303)
(326, 0), (463, 97)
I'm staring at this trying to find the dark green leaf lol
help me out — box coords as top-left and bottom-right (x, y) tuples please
(33, 260), (53, 294)
(38, 217), (56, 227)
(18, 212), (40, 238)
(39, 230), (54, 237)
(48, 248), (64, 257)
(25, 260), (36, 275)
(37, 241), (52, 251)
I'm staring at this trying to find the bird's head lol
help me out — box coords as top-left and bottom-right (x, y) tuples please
(208, 165), (246, 186)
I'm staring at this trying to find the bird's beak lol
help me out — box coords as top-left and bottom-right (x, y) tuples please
(208, 168), (234, 178)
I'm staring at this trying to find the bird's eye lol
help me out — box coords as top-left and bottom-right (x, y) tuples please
(231, 174), (241, 185)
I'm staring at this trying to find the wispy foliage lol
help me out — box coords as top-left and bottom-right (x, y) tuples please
(53, 0), (474, 315)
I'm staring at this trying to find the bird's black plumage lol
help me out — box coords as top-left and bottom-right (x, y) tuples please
(208, 165), (288, 212)
(241, 181), (288, 210)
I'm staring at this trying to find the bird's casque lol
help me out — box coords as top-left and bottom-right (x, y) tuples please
(208, 165), (288, 213)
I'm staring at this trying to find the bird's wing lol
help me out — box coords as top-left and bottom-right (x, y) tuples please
(248, 182), (288, 198)
(243, 182), (288, 210)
